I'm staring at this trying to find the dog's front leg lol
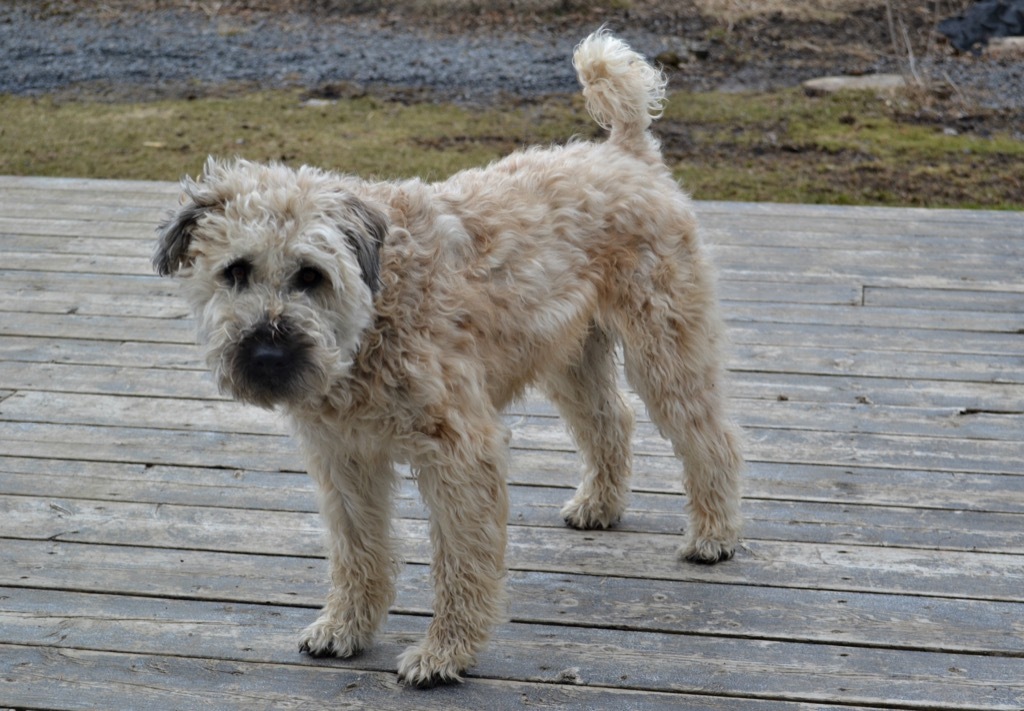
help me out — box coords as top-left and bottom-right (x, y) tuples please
(397, 415), (510, 687)
(299, 445), (398, 659)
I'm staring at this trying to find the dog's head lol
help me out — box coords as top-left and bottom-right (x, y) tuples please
(155, 157), (388, 409)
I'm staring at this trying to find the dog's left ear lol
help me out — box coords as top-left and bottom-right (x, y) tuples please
(342, 196), (389, 295)
(154, 201), (210, 276)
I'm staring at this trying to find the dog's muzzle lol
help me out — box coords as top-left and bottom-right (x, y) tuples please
(232, 320), (313, 406)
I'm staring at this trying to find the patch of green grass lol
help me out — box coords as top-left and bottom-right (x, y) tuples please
(0, 92), (579, 182)
(1, 88), (1021, 208)
(660, 88), (1024, 209)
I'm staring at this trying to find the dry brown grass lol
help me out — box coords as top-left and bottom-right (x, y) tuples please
(24, 0), (904, 21)
(3, 87), (1022, 209)
(692, 0), (879, 27)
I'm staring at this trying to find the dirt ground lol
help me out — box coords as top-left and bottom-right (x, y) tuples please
(9, 0), (1024, 207)
(25, 0), (1023, 115)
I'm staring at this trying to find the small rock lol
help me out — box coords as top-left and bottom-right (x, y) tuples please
(554, 667), (583, 684)
(690, 43), (711, 61)
(802, 74), (907, 96)
(655, 40), (711, 68)
(655, 50), (682, 68)
(987, 37), (1024, 59)
(301, 81), (366, 102)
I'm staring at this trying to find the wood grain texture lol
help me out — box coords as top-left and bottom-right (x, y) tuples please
(1, 175), (1022, 710)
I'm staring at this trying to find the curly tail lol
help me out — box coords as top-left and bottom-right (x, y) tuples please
(573, 29), (667, 156)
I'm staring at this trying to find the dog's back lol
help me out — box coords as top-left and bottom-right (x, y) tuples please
(572, 29), (667, 158)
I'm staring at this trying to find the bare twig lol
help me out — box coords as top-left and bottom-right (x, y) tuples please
(885, 0), (922, 88)
(899, 16), (922, 86)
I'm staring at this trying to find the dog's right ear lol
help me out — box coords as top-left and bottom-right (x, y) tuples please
(155, 160), (228, 276)
(154, 201), (210, 276)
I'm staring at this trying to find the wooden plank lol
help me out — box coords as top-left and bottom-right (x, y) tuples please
(5, 415), (1021, 475)
(509, 407), (1024, 448)
(0, 218), (158, 239)
(0, 290), (187, 319)
(5, 391), (1024, 490)
(0, 272), (859, 311)
(0, 643), (923, 711)
(718, 267), (1024, 293)
(1, 234), (155, 256)
(0, 644), (736, 711)
(0, 336), (202, 370)
(727, 301), (1024, 335)
(6, 390), (1024, 447)
(8, 274), (1019, 334)
(8, 212), (1021, 259)
(2, 372), (1024, 479)
(726, 322), (1024, 358)
(0, 174), (179, 194)
(727, 371), (1024, 410)
(5, 560), (1024, 660)
(1, 178), (1018, 240)
(2, 581), (1020, 667)
(0, 311), (193, 343)
(0, 391), (288, 436)
(6, 243), (1022, 293)
(864, 286), (1024, 313)
(698, 199), (1024, 226)
(703, 222), (1024, 252)
(5, 335), (1024, 411)
(0, 250), (153, 276)
(4, 477), (1022, 556)
(7, 333), (1024, 394)
(733, 342), (1024, 384)
(0, 457), (317, 509)
(3, 525), (1023, 603)
(719, 280), (862, 305)
(510, 452), (1024, 513)
(12, 337), (1024, 408)
(0, 199), (172, 222)
(1, 553), (1023, 709)
(0, 175), (1014, 231)
(0, 361), (220, 399)
(0, 268), (175, 295)
(1, 322), (1021, 393)
(1, 235), (1019, 292)
(5, 450), (1022, 518)
(710, 243), (1023, 277)
(5, 303), (1022, 360)
(1, 590), (1022, 709)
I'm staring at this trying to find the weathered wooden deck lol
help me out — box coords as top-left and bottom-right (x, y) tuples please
(1, 174), (1022, 710)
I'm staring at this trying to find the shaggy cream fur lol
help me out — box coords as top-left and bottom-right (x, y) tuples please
(155, 29), (743, 687)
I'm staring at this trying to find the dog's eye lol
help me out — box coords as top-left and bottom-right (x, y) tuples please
(223, 260), (251, 288)
(294, 266), (325, 292)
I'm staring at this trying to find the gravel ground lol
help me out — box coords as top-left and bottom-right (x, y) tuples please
(0, 7), (644, 101)
(2, 5), (1023, 109)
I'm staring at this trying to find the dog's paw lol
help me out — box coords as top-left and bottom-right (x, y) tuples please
(561, 495), (623, 530)
(678, 535), (737, 565)
(396, 644), (466, 688)
(298, 616), (367, 659)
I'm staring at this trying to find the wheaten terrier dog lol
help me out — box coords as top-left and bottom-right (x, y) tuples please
(154, 30), (743, 686)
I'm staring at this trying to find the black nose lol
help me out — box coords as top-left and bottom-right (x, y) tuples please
(247, 342), (292, 381)
(234, 323), (308, 404)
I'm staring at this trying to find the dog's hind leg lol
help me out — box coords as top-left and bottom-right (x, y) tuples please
(612, 246), (743, 564)
(298, 444), (398, 659)
(542, 322), (635, 529)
